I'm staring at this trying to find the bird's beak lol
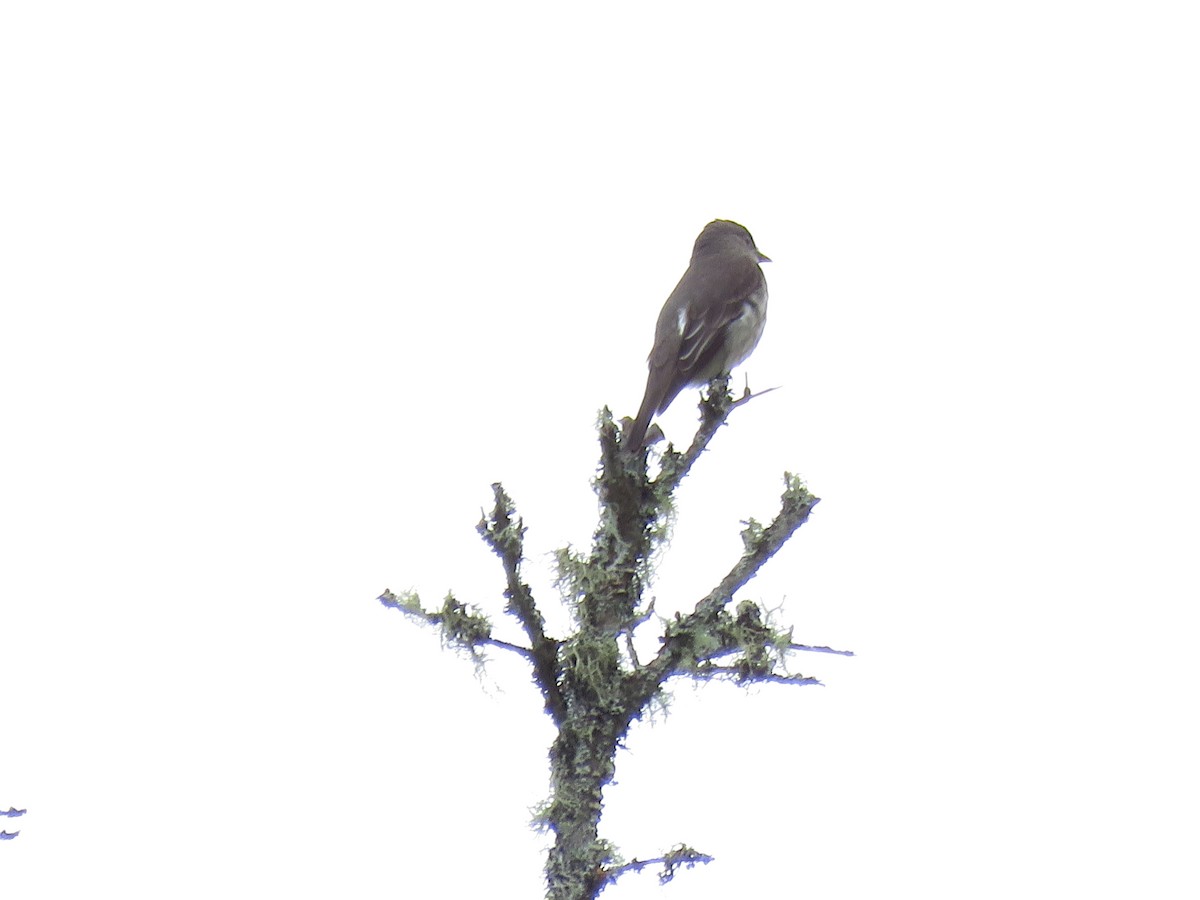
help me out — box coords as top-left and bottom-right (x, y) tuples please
(757, 252), (771, 263)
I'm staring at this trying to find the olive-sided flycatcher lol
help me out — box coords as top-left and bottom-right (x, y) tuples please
(626, 219), (770, 450)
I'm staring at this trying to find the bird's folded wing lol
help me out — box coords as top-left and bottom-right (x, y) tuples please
(668, 255), (764, 390)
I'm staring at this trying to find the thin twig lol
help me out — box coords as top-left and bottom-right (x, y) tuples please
(688, 666), (823, 687)
(654, 377), (778, 492)
(376, 590), (534, 660)
(788, 642), (855, 657)
(634, 477), (820, 702)
(598, 846), (714, 891)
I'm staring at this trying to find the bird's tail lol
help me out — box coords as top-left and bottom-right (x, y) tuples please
(624, 392), (657, 452)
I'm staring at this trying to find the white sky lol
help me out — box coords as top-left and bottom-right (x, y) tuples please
(3, 2), (1198, 897)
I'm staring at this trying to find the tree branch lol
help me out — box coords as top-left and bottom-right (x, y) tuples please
(477, 484), (566, 724)
(635, 473), (820, 700)
(376, 589), (534, 660)
(381, 370), (840, 900)
(650, 375), (775, 493)
(687, 665), (823, 687)
(597, 844), (714, 892)
(788, 642), (855, 657)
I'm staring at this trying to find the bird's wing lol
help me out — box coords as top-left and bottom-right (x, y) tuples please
(650, 255), (764, 411)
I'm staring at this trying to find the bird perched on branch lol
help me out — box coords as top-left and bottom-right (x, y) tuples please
(625, 219), (770, 451)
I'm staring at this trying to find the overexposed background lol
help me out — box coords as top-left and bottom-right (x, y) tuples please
(3, 2), (1198, 897)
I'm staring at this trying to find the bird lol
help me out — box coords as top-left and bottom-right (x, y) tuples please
(625, 219), (770, 451)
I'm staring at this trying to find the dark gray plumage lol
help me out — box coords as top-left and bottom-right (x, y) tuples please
(626, 219), (770, 451)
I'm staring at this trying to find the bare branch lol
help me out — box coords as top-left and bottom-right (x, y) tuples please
(598, 844), (714, 892)
(788, 642), (855, 657)
(652, 375), (749, 491)
(687, 665), (823, 687)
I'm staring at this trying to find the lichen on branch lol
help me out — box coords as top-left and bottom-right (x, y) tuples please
(378, 376), (847, 900)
